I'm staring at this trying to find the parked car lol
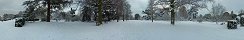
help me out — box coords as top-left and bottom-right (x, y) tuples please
(15, 18), (25, 27)
(227, 20), (237, 29)
(240, 17), (244, 26)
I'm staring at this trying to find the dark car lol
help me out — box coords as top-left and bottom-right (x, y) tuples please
(227, 20), (237, 29)
(15, 18), (25, 27)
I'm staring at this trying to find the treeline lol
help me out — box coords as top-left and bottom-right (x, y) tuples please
(12, 0), (133, 26)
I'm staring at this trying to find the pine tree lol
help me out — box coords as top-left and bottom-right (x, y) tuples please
(22, 0), (72, 22)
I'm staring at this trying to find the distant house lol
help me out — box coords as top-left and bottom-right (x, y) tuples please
(221, 12), (232, 21)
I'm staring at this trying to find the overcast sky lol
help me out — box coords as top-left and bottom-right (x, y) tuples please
(0, 0), (25, 15)
(128, 0), (149, 15)
(199, 0), (244, 15)
(0, 0), (244, 15)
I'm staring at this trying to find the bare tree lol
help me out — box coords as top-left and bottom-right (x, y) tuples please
(145, 0), (213, 25)
(178, 6), (188, 20)
(210, 3), (226, 24)
(146, 0), (156, 22)
(78, 0), (131, 26)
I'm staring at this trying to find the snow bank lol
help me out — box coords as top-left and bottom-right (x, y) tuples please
(0, 20), (244, 40)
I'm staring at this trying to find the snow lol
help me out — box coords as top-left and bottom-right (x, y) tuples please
(228, 20), (237, 22)
(0, 20), (244, 40)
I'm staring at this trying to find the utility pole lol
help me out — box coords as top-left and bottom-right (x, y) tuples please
(97, 0), (103, 26)
(47, 0), (51, 22)
(170, 0), (175, 25)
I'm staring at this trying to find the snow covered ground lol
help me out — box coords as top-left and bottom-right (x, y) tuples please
(0, 20), (244, 40)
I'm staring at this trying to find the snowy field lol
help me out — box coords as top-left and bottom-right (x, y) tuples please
(0, 20), (244, 40)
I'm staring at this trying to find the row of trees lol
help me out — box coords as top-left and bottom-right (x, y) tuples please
(79, 0), (132, 21)
(198, 3), (244, 23)
(143, 0), (213, 25)
(141, 0), (244, 24)
(19, 0), (132, 26)
(22, 0), (73, 22)
(78, 0), (132, 25)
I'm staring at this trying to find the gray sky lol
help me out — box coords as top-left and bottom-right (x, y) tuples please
(0, 0), (244, 16)
(128, 0), (149, 15)
(199, 0), (244, 15)
(0, 0), (25, 15)
(0, 0), (24, 10)
(218, 0), (244, 13)
(128, 0), (244, 15)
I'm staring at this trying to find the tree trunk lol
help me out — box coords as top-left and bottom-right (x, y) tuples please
(97, 0), (103, 26)
(47, 0), (51, 22)
(152, 12), (153, 22)
(123, 13), (125, 21)
(170, 0), (175, 25)
(171, 10), (175, 25)
(117, 16), (119, 22)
